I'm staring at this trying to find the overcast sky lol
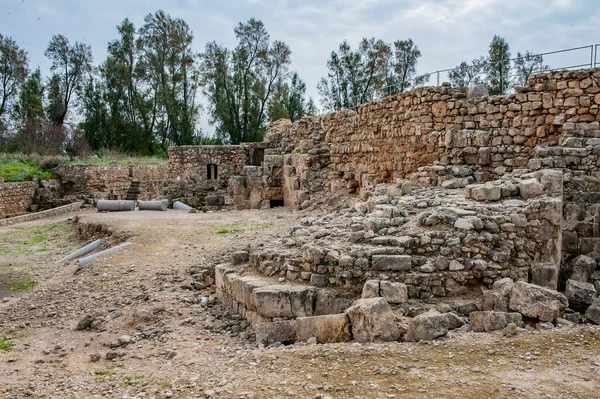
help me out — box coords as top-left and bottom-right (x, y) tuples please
(1, 0), (598, 134)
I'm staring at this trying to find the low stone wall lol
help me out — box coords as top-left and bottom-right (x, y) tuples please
(0, 202), (82, 227)
(0, 181), (38, 218)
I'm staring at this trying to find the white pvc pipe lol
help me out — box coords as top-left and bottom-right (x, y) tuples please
(56, 239), (103, 263)
(77, 242), (132, 269)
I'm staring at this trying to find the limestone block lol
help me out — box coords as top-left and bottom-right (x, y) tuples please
(483, 278), (514, 312)
(470, 311), (522, 332)
(252, 285), (316, 318)
(585, 298), (600, 324)
(380, 281), (408, 304)
(361, 279), (380, 299)
(314, 289), (353, 316)
(570, 255), (597, 282)
(371, 255), (412, 271)
(255, 321), (297, 345)
(405, 310), (449, 341)
(469, 184), (501, 201)
(509, 281), (568, 322)
(295, 314), (351, 343)
(518, 179), (544, 199)
(346, 298), (400, 342)
(565, 279), (597, 312)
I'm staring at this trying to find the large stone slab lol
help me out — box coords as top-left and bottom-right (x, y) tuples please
(229, 275), (269, 311)
(314, 289), (353, 316)
(405, 310), (449, 342)
(371, 255), (412, 271)
(509, 281), (568, 322)
(295, 314), (351, 343)
(482, 278), (514, 312)
(252, 285), (316, 318)
(585, 298), (600, 324)
(380, 281), (408, 304)
(345, 298), (400, 343)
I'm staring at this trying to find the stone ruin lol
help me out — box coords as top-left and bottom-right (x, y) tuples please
(3, 67), (600, 343)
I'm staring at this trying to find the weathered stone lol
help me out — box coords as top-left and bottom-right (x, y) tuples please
(345, 298), (400, 342)
(585, 298), (600, 324)
(470, 184), (501, 201)
(454, 300), (480, 317)
(470, 311), (522, 332)
(570, 255), (596, 282)
(468, 85), (489, 98)
(314, 290), (353, 316)
(295, 314), (351, 343)
(380, 281), (408, 304)
(405, 310), (449, 341)
(76, 315), (94, 330)
(371, 255), (412, 271)
(231, 251), (249, 265)
(565, 279), (597, 311)
(252, 285), (316, 318)
(361, 279), (380, 299)
(255, 321), (297, 345)
(483, 278), (514, 312)
(509, 281), (568, 322)
(310, 273), (329, 288)
(518, 179), (544, 199)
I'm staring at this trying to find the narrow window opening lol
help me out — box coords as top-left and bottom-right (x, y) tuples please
(250, 148), (265, 166)
(207, 164), (218, 180)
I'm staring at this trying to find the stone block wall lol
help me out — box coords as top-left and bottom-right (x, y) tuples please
(267, 69), (600, 196)
(0, 181), (38, 218)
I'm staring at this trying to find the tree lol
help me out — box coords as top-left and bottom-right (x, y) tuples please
(318, 37), (422, 112)
(268, 72), (311, 122)
(513, 51), (548, 87)
(389, 39), (421, 94)
(138, 10), (202, 146)
(201, 18), (291, 144)
(13, 68), (44, 121)
(44, 34), (92, 125)
(448, 57), (486, 88)
(486, 35), (510, 95)
(0, 34), (28, 120)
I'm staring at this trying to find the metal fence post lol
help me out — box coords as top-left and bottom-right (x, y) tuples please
(436, 71), (440, 86)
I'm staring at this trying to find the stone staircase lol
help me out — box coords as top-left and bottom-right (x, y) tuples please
(125, 181), (142, 201)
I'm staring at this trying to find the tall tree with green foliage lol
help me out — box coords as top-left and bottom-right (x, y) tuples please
(268, 72), (314, 122)
(486, 35), (511, 95)
(318, 37), (423, 111)
(0, 34), (29, 120)
(201, 18), (291, 144)
(13, 68), (44, 121)
(448, 56), (486, 87)
(44, 34), (92, 125)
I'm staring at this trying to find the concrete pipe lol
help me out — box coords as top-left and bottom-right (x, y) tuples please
(173, 201), (193, 211)
(97, 200), (136, 212)
(56, 239), (103, 264)
(78, 242), (132, 269)
(138, 201), (167, 211)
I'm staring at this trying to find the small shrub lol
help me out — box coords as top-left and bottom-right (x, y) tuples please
(0, 336), (13, 352)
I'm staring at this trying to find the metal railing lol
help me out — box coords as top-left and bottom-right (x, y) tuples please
(335, 43), (600, 112)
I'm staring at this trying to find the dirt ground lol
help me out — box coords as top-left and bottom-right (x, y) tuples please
(0, 208), (599, 399)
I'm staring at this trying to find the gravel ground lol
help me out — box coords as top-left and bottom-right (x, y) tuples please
(0, 208), (599, 399)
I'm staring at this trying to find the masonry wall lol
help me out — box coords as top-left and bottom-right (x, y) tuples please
(0, 181), (37, 218)
(277, 69), (600, 194)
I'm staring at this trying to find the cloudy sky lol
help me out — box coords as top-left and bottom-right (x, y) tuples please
(0, 0), (598, 132)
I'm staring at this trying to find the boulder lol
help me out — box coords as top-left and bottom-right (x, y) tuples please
(482, 278), (514, 312)
(565, 279), (597, 312)
(380, 281), (408, 304)
(361, 279), (380, 299)
(345, 298), (400, 342)
(470, 311), (522, 332)
(570, 255), (597, 282)
(585, 298), (600, 324)
(454, 300), (480, 317)
(468, 84), (489, 98)
(255, 321), (297, 346)
(509, 281), (568, 322)
(314, 290), (353, 316)
(295, 314), (351, 344)
(470, 184), (501, 201)
(405, 310), (449, 342)
(231, 251), (249, 265)
(518, 179), (544, 199)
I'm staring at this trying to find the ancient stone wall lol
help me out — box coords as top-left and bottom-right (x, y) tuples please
(269, 69), (600, 196)
(0, 181), (38, 218)
(55, 164), (168, 202)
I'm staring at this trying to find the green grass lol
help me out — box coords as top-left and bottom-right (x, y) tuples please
(0, 336), (13, 352)
(200, 221), (273, 235)
(0, 157), (55, 182)
(7, 277), (36, 293)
